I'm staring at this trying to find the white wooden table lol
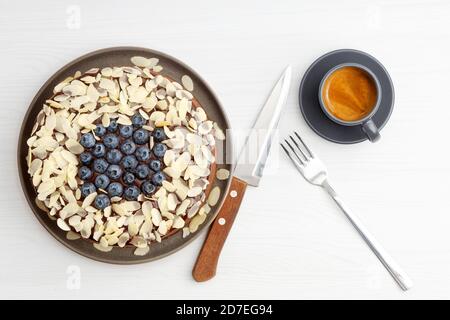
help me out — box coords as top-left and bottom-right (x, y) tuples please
(1, 0), (449, 299)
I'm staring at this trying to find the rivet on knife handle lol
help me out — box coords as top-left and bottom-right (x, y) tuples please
(192, 176), (247, 282)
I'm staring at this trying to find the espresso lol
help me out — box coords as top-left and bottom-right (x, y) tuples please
(322, 66), (378, 122)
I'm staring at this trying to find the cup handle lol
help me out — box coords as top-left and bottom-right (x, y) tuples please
(361, 119), (380, 142)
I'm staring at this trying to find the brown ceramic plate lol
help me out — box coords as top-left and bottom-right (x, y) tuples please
(18, 47), (232, 264)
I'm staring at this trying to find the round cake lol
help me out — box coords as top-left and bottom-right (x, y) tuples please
(25, 56), (228, 255)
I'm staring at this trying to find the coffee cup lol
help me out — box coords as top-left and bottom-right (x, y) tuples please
(318, 63), (381, 142)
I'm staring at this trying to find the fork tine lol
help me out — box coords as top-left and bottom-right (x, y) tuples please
(280, 142), (304, 167)
(289, 135), (308, 161)
(284, 139), (304, 165)
(294, 131), (314, 158)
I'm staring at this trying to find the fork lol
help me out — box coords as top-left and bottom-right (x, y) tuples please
(281, 131), (413, 291)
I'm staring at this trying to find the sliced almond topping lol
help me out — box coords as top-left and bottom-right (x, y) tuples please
(149, 111), (165, 122)
(162, 180), (176, 192)
(157, 220), (168, 235)
(118, 233), (130, 247)
(28, 159), (42, 176)
(216, 168), (230, 180)
(172, 216), (185, 229)
(181, 75), (194, 92)
(163, 167), (181, 179)
(141, 201), (152, 218)
(93, 242), (113, 252)
(131, 56), (152, 68)
(82, 192), (97, 208)
(213, 123), (226, 140)
(182, 227), (190, 238)
(134, 246), (150, 256)
(117, 114), (132, 125)
(176, 199), (190, 216)
(60, 149), (78, 165)
(208, 186), (221, 206)
(187, 202), (201, 218)
(65, 139), (84, 154)
(122, 201), (140, 212)
(57, 218), (71, 231)
(163, 149), (175, 166)
(151, 208), (162, 226)
(63, 80), (87, 96)
(187, 187), (202, 198)
(66, 231), (81, 240)
(101, 67), (113, 77)
(129, 86), (148, 103)
(189, 213), (206, 233)
(99, 78), (115, 91)
(130, 236), (147, 248)
(167, 193), (178, 211)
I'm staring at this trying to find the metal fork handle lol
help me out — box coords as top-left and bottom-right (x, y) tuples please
(321, 180), (413, 291)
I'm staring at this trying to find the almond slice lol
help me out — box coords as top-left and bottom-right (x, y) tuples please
(28, 159), (42, 176)
(66, 231), (81, 240)
(173, 216), (185, 229)
(65, 139), (84, 154)
(134, 246), (150, 256)
(131, 56), (151, 68)
(182, 227), (190, 238)
(93, 242), (113, 252)
(57, 218), (71, 231)
(208, 186), (221, 206)
(187, 187), (202, 198)
(216, 168), (230, 180)
(181, 75), (194, 92)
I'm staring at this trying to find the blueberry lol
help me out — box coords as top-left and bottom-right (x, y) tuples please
(153, 143), (167, 158)
(124, 186), (140, 201)
(133, 128), (149, 144)
(122, 172), (135, 185)
(93, 158), (109, 173)
(131, 113), (145, 128)
(119, 125), (133, 138)
(94, 174), (110, 189)
(94, 124), (106, 137)
(107, 119), (118, 132)
(106, 164), (123, 180)
(78, 166), (93, 180)
(79, 152), (93, 165)
(135, 164), (150, 179)
(153, 128), (166, 142)
(135, 146), (150, 161)
(92, 143), (106, 158)
(107, 182), (123, 197)
(94, 194), (110, 210)
(152, 171), (166, 185)
(141, 181), (156, 196)
(121, 139), (137, 155)
(106, 149), (123, 164)
(80, 182), (96, 198)
(103, 134), (119, 149)
(80, 133), (95, 148)
(121, 155), (138, 171)
(149, 159), (161, 172)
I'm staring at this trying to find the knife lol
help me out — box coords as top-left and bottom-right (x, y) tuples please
(192, 66), (292, 282)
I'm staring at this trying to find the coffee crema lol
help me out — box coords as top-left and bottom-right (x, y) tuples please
(321, 66), (378, 122)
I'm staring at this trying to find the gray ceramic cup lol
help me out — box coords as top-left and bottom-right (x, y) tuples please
(318, 63), (382, 142)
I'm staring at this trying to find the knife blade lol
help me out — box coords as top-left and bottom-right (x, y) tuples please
(234, 65), (292, 186)
(192, 66), (292, 282)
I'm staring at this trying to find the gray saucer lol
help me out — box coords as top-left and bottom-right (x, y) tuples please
(299, 49), (394, 144)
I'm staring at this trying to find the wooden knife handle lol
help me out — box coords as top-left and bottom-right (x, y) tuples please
(192, 176), (247, 282)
